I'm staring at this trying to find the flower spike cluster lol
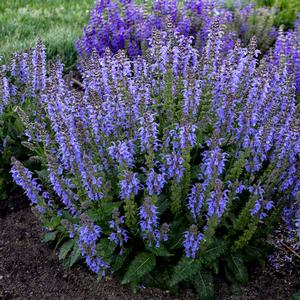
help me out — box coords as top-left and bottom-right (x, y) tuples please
(6, 1), (300, 283)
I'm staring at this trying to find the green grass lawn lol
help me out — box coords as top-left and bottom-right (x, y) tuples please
(0, 0), (94, 68)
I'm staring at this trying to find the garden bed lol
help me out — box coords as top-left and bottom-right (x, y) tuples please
(1, 1), (300, 299)
(0, 199), (299, 299)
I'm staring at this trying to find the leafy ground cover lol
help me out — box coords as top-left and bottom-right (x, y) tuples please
(0, 0), (93, 68)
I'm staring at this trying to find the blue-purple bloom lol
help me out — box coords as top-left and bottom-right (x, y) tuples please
(108, 140), (135, 168)
(200, 146), (227, 188)
(206, 179), (229, 220)
(163, 151), (185, 182)
(138, 112), (160, 152)
(119, 171), (141, 200)
(188, 183), (205, 221)
(183, 225), (204, 258)
(11, 159), (43, 206)
(77, 217), (109, 276)
(146, 168), (166, 196)
(109, 209), (129, 254)
(1, 76), (9, 115)
(139, 197), (167, 248)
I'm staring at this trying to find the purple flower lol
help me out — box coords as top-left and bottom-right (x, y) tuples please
(295, 218), (300, 239)
(139, 197), (167, 247)
(119, 171), (141, 200)
(85, 255), (109, 276)
(138, 112), (160, 152)
(187, 183), (205, 221)
(163, 151), (185, 182)
(146, 168), (166, 195)
(235, 183), (246, 194)
(166, 124), (197, 151)
(48, 164), (76, 213)
(109, 209), (129, 254)
(108, 140), (135, 168)
(78, 223), (101, 256)
(250, 200), (261, 216)
(31, 40), (46, 96)
(183, 225), (204, 258)
(139, 197), (159, 232)
(1, 76), (9, 115)
(11, 159), (42, 205)
(77, 217), (109, 276)
(206, 179), (229, 220)
(265, 201), (274, 211)
(200, 147), (227, 187)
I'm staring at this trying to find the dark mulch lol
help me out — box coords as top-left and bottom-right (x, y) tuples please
(0, 199), (299, 300)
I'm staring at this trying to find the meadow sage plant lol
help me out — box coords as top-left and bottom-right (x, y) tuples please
(10, 17), (299, 297)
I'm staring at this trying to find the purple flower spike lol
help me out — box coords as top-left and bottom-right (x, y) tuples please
(183, 224), (204, 258)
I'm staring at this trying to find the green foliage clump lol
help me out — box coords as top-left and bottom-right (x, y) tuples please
(256, 0), (300, 28)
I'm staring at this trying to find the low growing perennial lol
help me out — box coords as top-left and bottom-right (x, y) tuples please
(2, 1), (299, 298)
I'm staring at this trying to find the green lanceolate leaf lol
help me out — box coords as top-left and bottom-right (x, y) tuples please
(102, 201), (122, 217)
(45, 216), (61, 231)
(60, 210), (79, 223)
(86, 201), (122, 223)
(157, 194), (170, 215)
(35, 169), (50, 183)
(146, 244), (173, 257)
(42, 231), (57, 243)
(192, 270), (214, 300)
(67, 245), (82, 267)
(167, 217), (186, 250)
(244, 245), (265, 261)
(112, 253), (127, 272)
(170, 256), (202, 287)
(96, 238), (116, 263)
(58, 239), (74, 261)
(142, 269), (173, 290)
(202, 239), (228, 267)
(227, 254), (248, 284)
(121, 252), (156, 285)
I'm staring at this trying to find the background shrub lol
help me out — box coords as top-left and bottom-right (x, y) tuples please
(76, 0), (277, 60)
